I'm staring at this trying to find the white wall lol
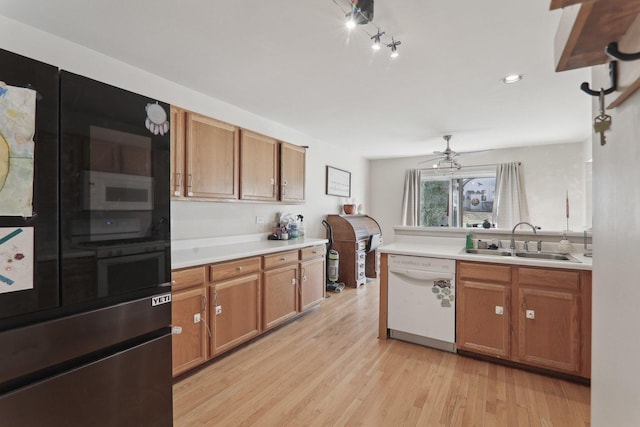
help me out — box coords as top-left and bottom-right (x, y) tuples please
(590, 64), (640, 426)
(0, 15), (369, 242)
(369, 142), (587, 243)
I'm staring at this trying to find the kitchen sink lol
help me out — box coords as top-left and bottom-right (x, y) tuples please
(462, 248), (512, 256)
(461, 248), (581, 263)
(514, 252), (581, 262)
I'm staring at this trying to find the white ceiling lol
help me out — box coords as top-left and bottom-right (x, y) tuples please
(0, 0), (592, 159)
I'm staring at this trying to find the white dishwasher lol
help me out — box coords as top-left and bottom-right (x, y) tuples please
(387, 254), (456, 353)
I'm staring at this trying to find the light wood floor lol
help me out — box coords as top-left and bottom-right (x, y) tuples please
(173, 281), (590, 426)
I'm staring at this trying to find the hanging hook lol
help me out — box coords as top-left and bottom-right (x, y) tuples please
(580, 61), (617, 96)
(605, 42), (640, 62)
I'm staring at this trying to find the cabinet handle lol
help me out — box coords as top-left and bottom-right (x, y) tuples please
(187, 174), (194, 196)
(495, 306), (504, 315)
(302, 268), (306, 282)
(291, 278), (296, 285)
(236, 266), (243, 271)
(281, 257), (286, 261)
(282, 179), (287, 196)
(526, 309), (535, 320)
(174, 172), (182, 196)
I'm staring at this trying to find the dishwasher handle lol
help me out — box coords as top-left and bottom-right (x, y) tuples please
(389, 267), (454, 282)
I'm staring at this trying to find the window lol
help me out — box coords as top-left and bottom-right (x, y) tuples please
(419, 168), (496, 228)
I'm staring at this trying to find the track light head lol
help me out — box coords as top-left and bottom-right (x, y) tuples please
(371, 30), (385, 50)
(387, 38), (401, 58)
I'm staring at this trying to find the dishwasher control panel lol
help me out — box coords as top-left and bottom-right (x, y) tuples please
(388, 254), (455, 273)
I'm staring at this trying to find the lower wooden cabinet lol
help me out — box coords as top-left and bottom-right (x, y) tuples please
(457, 280), (511, 358)
(456, 261), (591, 378)
(172, 245), (325, 377)
(299, 247), (326, 311)
(171, 285), (207, 377)
(262, 263), (299, 330)
(209, 273), (261, 356)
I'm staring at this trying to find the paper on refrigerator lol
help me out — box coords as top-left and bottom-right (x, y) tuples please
(0, 82), (36, 217)
(0, 227), (34, 294)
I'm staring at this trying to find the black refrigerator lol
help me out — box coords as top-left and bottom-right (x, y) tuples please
(0, 49), (173, 426)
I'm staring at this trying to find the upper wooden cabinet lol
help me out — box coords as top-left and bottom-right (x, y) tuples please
(280, 142), (306, 203)
(170, 107), (240, 200)
(240, 130), (278, 202)
(170, 106), (186, 197)
(170, 106), (305, 203)
(186, 112), (240, 199)
(553, 1), (640, 108)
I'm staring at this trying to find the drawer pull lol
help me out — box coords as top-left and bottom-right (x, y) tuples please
(236, 266), (243, 271)
(281, 257), (286, 261)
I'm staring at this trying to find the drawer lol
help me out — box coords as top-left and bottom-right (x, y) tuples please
(457, 261), (512, 283)
(300, 245), (326, 260)
(263, 250), (299, 269)
(210, 257), (261, 282)
(517, 267), (580, 291)
(172, 266), (206, 292)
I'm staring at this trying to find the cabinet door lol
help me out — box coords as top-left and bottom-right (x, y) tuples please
(209, 273), (261, 356)
(170, 106), (186, 197)
(186, 112), (239, 199)
(263, 264), (298, 330)
(280, 142), (305, 203)
(300, 257), (325, 311)
(516, 286), (580, 374)
(240, 129), (278, 201)
(457, 280), (511, 358)
(171, 287), (207, 377)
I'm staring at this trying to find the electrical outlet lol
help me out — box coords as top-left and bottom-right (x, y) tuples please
(193, 313), (201, 323)
(215, 305), (222, 315)
(255, 216), (264, 224)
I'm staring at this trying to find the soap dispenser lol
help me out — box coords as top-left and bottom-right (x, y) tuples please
(465, 232), (474, 250)
(557, 232), (574, 254)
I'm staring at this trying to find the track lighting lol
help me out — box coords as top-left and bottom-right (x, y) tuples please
(371, 30), (385, 51)
(333, 0), (403, 60)
(345, 13), (357, 30)
(388, 38), (401, 58)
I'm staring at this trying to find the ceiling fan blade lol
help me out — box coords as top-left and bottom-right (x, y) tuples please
(417, 156), (443, 164)
(457, 148), (493, 156)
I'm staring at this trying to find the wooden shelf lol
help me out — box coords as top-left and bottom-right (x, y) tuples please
(553, 0), (640, 109)
(554, 1), (640, 72)
(549, 0), (594, 12)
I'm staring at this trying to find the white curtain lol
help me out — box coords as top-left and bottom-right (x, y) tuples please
(492, 162), (529, 229)
(401, 169), (421, 226)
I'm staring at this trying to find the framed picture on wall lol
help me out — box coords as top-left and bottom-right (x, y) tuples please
(326, 166), (351, 197)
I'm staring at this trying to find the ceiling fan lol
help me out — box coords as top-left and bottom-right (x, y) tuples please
(419, 135), (490, 170)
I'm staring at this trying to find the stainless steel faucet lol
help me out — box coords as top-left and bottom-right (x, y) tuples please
(510, 222), (538, 251)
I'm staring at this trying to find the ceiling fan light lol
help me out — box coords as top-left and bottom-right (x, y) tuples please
(390, 45), (399, 58)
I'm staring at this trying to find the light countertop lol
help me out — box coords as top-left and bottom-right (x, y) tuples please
(172, 237), (328, 270)
(380, 242), (592, 271)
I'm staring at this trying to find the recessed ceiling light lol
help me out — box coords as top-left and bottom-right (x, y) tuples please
(502, 74), (523, 84)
